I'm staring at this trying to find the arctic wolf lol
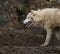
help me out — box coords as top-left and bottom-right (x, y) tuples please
(23, 8), (60, 46)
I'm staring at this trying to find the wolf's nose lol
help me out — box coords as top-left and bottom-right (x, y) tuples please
(22, 20), (25, 24)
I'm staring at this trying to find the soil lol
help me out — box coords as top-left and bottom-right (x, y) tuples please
(0, 28), (60, 54)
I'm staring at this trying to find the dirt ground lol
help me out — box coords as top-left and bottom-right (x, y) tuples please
(0, 46), (60, 54)
(0, 28), (60, 54)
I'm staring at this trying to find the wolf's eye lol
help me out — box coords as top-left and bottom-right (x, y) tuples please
(32, 14), (35, 16)
(31, 13), (35, 16)
(30, 17), (33, 21)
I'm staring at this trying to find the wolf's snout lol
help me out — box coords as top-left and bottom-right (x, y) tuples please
(23, 18), (30, 24)
(23, 18), (32, 27)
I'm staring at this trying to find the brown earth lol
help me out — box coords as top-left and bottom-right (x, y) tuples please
(0, 28), (60, 54)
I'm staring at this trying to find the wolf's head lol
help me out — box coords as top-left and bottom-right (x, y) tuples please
(23, 10), (42, 28)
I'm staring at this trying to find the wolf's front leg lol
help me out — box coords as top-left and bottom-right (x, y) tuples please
(41, 29), (52, 46)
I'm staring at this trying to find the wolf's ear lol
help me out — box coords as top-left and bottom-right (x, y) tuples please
(31, 10), (34, 13)
(31, 10), (35, 15)
(31, 10), (37, 16)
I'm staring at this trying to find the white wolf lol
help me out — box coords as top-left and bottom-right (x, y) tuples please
(23, 8), (60, 46)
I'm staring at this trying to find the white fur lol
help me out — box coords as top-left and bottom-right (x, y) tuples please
(23, 8), (60, 46)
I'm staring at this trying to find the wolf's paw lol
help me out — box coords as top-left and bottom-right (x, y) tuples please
(40, 43), (48, 46)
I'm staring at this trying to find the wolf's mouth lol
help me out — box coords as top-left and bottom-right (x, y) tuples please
(25, 21), (32, 27)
